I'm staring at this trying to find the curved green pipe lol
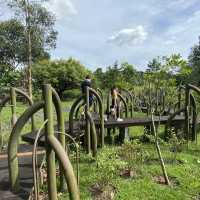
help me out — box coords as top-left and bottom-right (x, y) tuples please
(184, 84), (200, 142)
(48, 135), (80, 200)
(121, 88), (134, 117)
(190, 93), (197, 141)
(88, 87), (104, 147)
(13, 87), (35, 131)
(69, 95), (85, 136)
(117, 93), (128, 118)
(43, 84), (58, 200)
(51, 87), (66, 191)
(75, 100), (84, 119)
(106, 93), (111, 114)
(85, 111), (97, 157)
(97, 88), (103, 100)
(0, 96), (10, 131)
(8, 101), (44, 191)
(165, 107), (185, 137)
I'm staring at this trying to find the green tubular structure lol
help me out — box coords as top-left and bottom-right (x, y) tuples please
(8, 101), (44, 192)
(190, 94), (197, 141)
(185, 84), (200, 141)
(85, 87), (91, 153)
(51, 87), (66, 191)
(97, 88), (103, 100)
(43, 84), (58, 200)
(85, 111), (97, 157)
(3, 87), (36, 131)
(87, 87), (104, 147)
(117, 93), (128, 118)
(14, 87), (36, 131)
(121, 88), (134, 117)
(69, 95), (85, 136)
(0, 96), (10, 132)
(47, 135), (80, 200)
(177, 85), (185, 110)
(33, 119), (48, 200)
(75, 100), (84, 119)
(10, 87), (17, 127)
(164, 107), (185, 137)
(106, 93), (111, 115)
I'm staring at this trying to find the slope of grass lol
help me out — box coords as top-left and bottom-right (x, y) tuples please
(60, 141), (200, 200)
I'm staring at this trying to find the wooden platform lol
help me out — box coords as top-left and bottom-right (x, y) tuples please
(0, 144), (44, 200)
(22, 115), (186, 146)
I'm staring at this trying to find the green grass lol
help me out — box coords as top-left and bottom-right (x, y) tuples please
(60, 141), (200, 200)
(1, 100), (200, 200)
(0, 100), (73, 148)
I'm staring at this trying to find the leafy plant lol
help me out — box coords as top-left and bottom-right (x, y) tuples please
(95, 147), (126, 187)
(168, 132), (186, 163)
(119, 140), (148, 171)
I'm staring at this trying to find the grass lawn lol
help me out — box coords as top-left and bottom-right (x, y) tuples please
(1, 100), (200, 200)
(60, 141), (200, 200)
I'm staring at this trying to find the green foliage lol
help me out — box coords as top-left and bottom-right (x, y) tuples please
(0, 65), (21, 87)
(62, 89), (81, 100)
(168, 133), (186, 162)
(119, 140), (148, 170)
(8, 0), (57, 53)
(32, 58), (90, 96)
(93, 61), (140, 89)
(95, 147), (126, 187)
(188, 37), (200, 85)
(147, 57), (162, 72)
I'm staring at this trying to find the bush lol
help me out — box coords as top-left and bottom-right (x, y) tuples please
(62, 89), (81, 100)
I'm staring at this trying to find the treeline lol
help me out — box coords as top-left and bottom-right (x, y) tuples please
(0, 1), (200, 98)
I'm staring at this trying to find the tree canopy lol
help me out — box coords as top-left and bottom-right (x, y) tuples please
(32, 58), (90, 96)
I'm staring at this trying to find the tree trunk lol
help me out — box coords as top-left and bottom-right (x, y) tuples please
(25, 0), (32, 100)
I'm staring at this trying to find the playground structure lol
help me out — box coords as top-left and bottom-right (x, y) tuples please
(0, 83), (199, 199)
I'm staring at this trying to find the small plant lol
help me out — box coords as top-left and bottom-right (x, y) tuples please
(95, 147), (126, 187)
(119, 140), (147, 172)
(168, 132), (186, 163)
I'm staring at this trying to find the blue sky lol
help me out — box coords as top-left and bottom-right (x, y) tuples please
(1, 0), (200, 71)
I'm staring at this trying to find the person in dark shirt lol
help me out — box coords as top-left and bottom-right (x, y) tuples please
(81, 75), (93, 106)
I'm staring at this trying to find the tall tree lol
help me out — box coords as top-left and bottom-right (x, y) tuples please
(7, 0), (57, 98)
(32, 58), (90, 97)
(188, 37), (200, 85)
(147, 57), (162, 72)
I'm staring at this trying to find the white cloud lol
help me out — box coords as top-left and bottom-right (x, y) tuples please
(108, 25), (148, 46)
(43, 0), (77, 19)
(164, 36), (176, 45)
(167, 0), (198, 10)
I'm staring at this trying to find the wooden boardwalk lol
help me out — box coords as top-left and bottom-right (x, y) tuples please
(22, 115), (186, 145)
(0, 145), (44, 200)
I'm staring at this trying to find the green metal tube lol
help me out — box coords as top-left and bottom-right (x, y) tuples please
(164, 107), (185, 137)
(69, 95), (84, 136)
(10, 87), (17, 127)
(97, 88), (103, 101)
(14, 87), (36, 131)
(85, 87), (91, 153)
(43, 84), (58, 200)
(8, 101), (44, 191)
(118, 93), (128, 118)
(86, 111), (97, 157)
(0, 96), (10, 132)
(121, 88), (134, 117)
(185, 86), (190, 143)
(48, 135), (80, 200)
(106, 93), (111, 115)
(88, 88), (104, 147)
(52, 87), (66, 191)
(75, 101), (84, 119)
(190, 93), (197, 141)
